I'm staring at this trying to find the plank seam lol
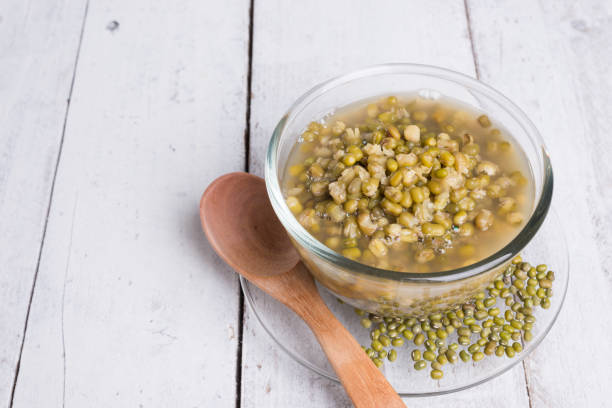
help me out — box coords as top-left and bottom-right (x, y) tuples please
(236, 0), (255, 407)
(8, 1), (90, 406)
(463, 0), (482, 79)
(522, 360), (534, 408)
(243, 0), (255, 173)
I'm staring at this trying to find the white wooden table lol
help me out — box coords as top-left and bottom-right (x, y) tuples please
(2, 0), (611, 406)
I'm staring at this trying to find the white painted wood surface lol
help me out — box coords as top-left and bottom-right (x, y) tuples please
(5, 0), (250, 406)
(0, 1), (88, 406)
(1, 0), (610, 407)
(466, 1), (612, 406)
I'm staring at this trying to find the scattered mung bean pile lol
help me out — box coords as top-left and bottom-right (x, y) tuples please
(355, 256), (554, 380)
(283, 95), (533, 272)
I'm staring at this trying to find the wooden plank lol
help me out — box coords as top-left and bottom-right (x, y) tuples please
(466, 0), (612, 406)
(0, 1), (88, 405)
(10, 0), (250, 406)
(248, 0), (478, 176)
(244, 0), (531, 406)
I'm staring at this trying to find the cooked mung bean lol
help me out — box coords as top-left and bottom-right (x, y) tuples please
(283, 95), (533, 272)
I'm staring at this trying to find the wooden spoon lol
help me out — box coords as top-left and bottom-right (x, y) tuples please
(200, 172), (406, 408)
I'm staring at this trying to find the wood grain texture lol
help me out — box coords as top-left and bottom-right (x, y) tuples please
(466, 0), (612, 406)
(3, 0), (610, 406)
(10, 0), (250, 406)
(244, 0), (530, 407)
(0, 1), (88, 405)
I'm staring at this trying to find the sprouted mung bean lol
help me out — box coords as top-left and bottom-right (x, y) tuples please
(354, 256), (554, 380)
(282, 95), (534, 272)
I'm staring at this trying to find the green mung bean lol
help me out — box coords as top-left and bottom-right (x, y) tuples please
(414, 360), (427, 370)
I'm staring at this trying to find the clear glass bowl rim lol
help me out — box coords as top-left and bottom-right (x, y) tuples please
(265, 63), (554, 283)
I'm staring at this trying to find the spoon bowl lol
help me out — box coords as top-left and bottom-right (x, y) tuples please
(200, 172), (298, 277)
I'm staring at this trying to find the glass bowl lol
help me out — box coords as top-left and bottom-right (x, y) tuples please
(265, 63), (553, 317)
(241, 208), (569, 396)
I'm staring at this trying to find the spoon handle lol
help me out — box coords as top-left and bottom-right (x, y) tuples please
(285, 265), (406, 408)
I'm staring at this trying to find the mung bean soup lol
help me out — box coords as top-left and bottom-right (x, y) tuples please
(282, 95), (533, 273)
